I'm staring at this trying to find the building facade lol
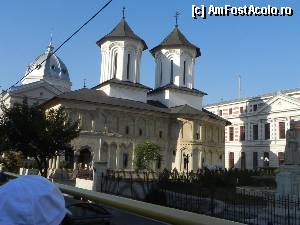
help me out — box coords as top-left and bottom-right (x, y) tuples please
(44, 17), (229, 172)
(205, 89), (300, 170)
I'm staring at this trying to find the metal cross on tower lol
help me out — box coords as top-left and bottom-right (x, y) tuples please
(175, 11), (180, 27)
(122, 7), (126, 19)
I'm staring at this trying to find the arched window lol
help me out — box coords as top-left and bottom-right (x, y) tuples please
(160, 61), (163, 85)
(123, 153), (129, 168)
(113, 53), (118, 78)
(159, 131), (163, 138)
(126, 54), (131, 80)
(125, 126), (129, 135)
(170, 60), (174, 84)
(139, 128), (143, 136)
(183, 61), (186, 85)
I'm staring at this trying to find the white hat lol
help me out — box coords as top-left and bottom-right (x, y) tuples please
(0, 175), (69, 225)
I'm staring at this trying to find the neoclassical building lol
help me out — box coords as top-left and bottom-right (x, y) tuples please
(205, 89), (300, 170)
(0, 42), (71, 113)
(44, 17), (230, 172)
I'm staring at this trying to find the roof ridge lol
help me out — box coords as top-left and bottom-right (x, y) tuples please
(205, 87), (300, 107)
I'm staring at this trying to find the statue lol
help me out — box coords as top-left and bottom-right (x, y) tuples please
(276, 120), (300, 200)
(284, 121), (300, 165)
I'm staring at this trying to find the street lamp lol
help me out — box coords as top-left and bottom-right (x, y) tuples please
(183, 153), (192, 179)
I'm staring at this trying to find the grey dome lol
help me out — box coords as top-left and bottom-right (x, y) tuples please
(26, 44), (70, 82)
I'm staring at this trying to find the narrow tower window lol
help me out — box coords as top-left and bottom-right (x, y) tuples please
(126, 54), (130, 80)
(183, 61), (186, 85)
(170, 60), (174, 84)
(160, 62), (163, 85)
(113, 53), (118, 78)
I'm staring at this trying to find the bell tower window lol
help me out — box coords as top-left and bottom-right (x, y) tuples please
(160, 62), (163, 85)
(183, 61), (186, 85)
(170, 60), (174, 84)
(126, 54), (130, 80)
(113, 53), (118, 78)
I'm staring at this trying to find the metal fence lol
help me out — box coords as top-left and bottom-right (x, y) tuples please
(99, 174), (300, 225)
(2, 171), (245, 225)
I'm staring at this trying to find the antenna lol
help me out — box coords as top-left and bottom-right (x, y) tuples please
(238, 75), (241, 99)
(83, 79), (87, 88)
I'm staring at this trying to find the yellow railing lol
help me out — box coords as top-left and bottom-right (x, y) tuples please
(2, 172), (244, 225)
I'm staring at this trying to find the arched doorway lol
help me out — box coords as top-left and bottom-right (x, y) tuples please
(78, 148), (92, 168)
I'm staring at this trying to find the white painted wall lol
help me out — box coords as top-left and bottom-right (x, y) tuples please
(100, 39), (143, 84)
(98, 83), (148, 103)
(153, 47), (196, 89)
(75, 178), (94, 190)
(148, 88), (203, 110)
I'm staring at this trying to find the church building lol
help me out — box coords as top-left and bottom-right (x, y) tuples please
(41, 16), (230, 172)
(0, 42), (71, 113)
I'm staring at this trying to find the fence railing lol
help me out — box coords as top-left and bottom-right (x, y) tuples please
(99, 173), (300, 225)
(1, 172), (244, 225)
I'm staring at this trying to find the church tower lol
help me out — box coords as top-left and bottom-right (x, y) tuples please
(95, 10), (150, 102)
(148, 15), (206, 110)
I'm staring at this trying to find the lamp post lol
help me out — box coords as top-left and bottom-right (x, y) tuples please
(183, 153), (191, 179)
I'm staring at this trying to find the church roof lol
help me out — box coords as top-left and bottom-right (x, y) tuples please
(96, 18), (148, 50)
(169, 105), (230, 125)
(46, 88), (168, 113)
(150, 27), (201, 57)
(92, 78), (151, 90)
(205, 87), (300, 107)
(148, 83), (207, 96)
(43, 88), (230, 125)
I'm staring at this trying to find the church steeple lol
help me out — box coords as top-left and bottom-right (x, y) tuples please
(150, 19), (201, 89)
(97, 11), (147, 84)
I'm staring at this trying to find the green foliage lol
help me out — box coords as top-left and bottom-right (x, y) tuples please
(134, 141), (161, 170)
(0, 99), (80, 177)
(0, 151), (25, 173)
(158, 168), (276, 190)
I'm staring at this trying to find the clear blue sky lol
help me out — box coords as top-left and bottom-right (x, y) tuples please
(0, 0), (299, 104)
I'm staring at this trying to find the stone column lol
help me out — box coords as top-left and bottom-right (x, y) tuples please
(116, 145), (120, 169)
(52, 157), (56, 169)
(107, 145), (111, 169)
(49, 159), (53, 169)
(55, 156), (60, 169)
(198, 151), (203, 169)
(131, 143), (135, 169)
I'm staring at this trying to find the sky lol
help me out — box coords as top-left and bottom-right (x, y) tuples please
(0, 0), (299, 105)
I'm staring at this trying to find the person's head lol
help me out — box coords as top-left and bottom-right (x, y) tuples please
(0, 175), (69, 225)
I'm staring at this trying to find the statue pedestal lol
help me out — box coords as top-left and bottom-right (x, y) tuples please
(276, 165), (300, 198)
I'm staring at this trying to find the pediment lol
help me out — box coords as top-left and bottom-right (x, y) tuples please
(11, 81), (62, 99)
(256, 95), (300, 115)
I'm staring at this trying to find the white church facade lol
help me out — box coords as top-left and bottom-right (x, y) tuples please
(205, 89), (300, 170)
(42, 17), (230, 172)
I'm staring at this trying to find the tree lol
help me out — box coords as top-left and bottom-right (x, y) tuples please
(0, 99), (80, 177)
(134, 141), (162, 170)
(0, 151), (24, 173)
